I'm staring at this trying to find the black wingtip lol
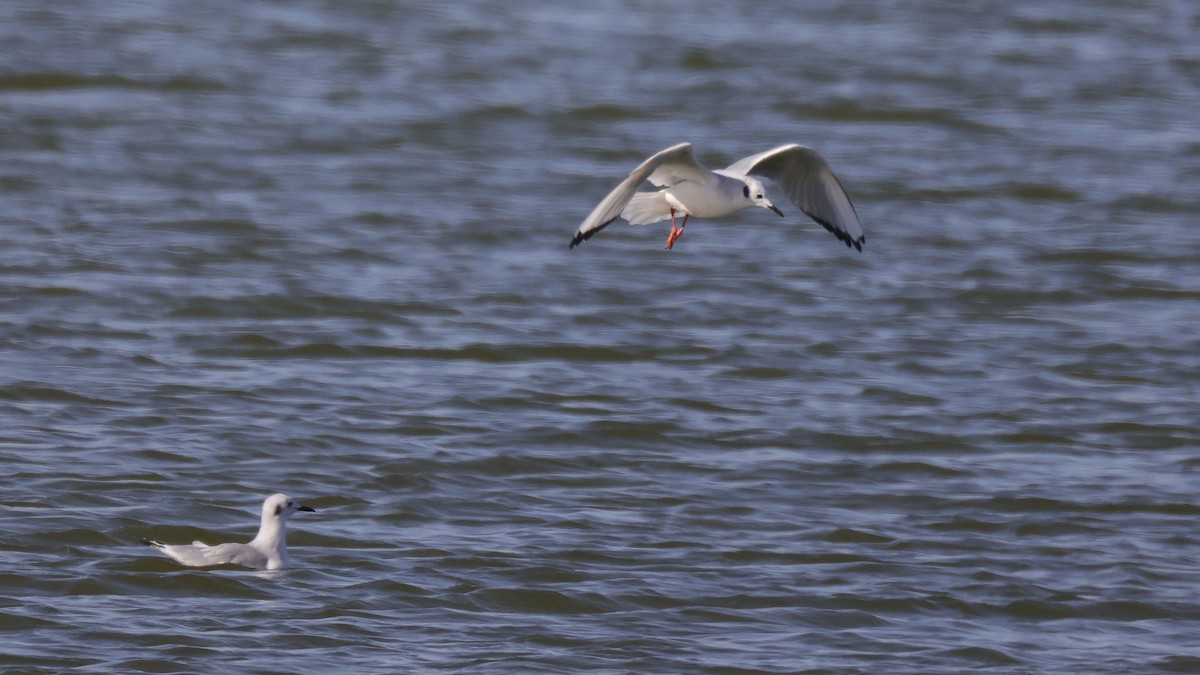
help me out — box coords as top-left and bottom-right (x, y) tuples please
(569, 217), (617, 249)
(142, 538), (164, 549)
(807, 213), (865, 252)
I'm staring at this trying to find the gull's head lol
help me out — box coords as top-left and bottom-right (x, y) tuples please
(741, 178), (783, 217)
(263, 493), (316, 520)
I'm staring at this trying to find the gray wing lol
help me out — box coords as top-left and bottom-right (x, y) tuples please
(146, 539), (267, 569)
(200, 542), (269, 569)
(570, 143), (710, 248)
(146, 539), (211, 566)
(723, 144), (864, 251)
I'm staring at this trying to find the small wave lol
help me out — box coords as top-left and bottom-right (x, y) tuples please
(0, 71), (226, 92)
(777, 99), (1000, 134)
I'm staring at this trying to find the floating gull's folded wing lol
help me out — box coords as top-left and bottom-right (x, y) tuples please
(145, 539), (272, 569)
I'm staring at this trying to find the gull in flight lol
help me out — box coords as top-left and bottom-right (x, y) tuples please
(144, 493), (315, 570)
(569, 142), (864, 251)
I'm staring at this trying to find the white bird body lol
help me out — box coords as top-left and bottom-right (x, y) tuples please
(144, 493), (315, 571)
(570, 142), (864, 251)
(623, 172), (747, 223)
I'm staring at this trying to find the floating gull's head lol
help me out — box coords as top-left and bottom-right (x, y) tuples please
(741, 177), (783, 217)
(264, 493), (316, 520)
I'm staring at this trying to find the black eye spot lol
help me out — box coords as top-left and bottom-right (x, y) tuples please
(274, 504), (282, 515)
(756, 194), (762, 199)
(742, 185), (750, 198)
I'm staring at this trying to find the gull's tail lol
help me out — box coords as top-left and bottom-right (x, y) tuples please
(620, 191), (673, 226)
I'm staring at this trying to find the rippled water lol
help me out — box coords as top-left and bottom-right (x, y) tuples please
(3, 0), (1199, 672)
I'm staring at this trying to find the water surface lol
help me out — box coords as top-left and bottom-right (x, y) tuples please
(2, 0), (1199, 672)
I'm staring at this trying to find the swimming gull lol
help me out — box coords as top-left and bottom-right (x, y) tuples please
(144, 493), (315, 570)
(569, 142), (864, 251)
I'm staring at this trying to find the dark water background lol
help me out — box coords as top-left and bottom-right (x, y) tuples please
(2, 0), (1199, 672)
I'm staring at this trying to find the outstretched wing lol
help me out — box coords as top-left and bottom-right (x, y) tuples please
(723, 144), (865, 251)
(570, 143), (709, 248)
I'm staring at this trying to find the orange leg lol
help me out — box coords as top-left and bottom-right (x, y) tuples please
(664, 209), (689, 250)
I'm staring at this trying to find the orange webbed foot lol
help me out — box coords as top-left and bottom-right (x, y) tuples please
(664, 210), (688, 250)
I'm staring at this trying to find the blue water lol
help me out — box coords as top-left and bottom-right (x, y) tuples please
(2, 0), (1199, 672)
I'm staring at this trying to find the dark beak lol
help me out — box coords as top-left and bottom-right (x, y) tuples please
(769, 205), (784, 217)
(298, 505), (316, 512)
